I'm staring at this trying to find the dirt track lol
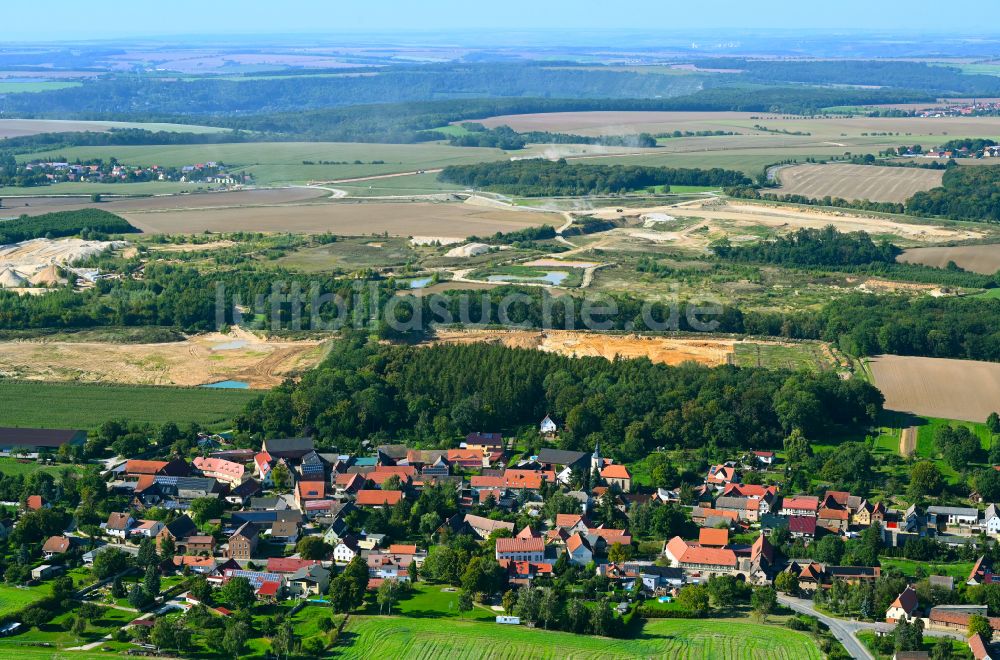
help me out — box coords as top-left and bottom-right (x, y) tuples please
(0, 329), (326, 388)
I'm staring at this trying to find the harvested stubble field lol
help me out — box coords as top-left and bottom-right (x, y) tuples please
(333, 616), (822, 659)
(869, 354), (1000, 423)
(0, 118), (222, 139)
(121, 200), (554, 239)
(898, 244), (1000, 274)
(3, 187), (328, 217)
(0, 330), (326, 388)
(776, 163), (944, 203)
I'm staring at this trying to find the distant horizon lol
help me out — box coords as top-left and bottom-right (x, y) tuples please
(7, 1), (1000, 42)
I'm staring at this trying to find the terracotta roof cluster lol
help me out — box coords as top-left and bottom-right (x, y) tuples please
(193, 456), (245, 481)
(781, 496), (820, 513)
(665, 536), (737, 568)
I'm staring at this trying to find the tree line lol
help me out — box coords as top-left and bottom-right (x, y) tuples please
(235, 335), (882, 459)
(712, 226), (901, 266)
(906, 165), (1000, 222)
(0, 209), (138, 244)
(439, 159), (751, 196)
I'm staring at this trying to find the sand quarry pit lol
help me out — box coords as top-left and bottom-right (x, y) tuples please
(0, 329), (327, 388)
(432, 329), (737, 366)
(590, 200), (980, 245)
(869, 354), (1000, 423)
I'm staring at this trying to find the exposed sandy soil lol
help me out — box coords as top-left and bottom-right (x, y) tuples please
(589, 200), (980, 245)
(898, 244), (1000, 274)
(0, 329), (326, 388)
(120, 201), (555, 238)
(776, 164), (944, 204)
(3, 187), (328, 217)
(432, 329), (736, 366)
(869, 354), (1000, 423)
(900, 426), (917, 457)
(148, 240), (238, 252)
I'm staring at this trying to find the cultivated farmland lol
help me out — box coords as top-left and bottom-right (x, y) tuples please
(0, 380), (255, 428)
(898, 244), (1000, 274)
(120, 200), (554, 238)
(0, 118), (223, 138)
(333, 616), (823, 659)
(868, 354), (1000, 423)
(776, 164), (944, 203)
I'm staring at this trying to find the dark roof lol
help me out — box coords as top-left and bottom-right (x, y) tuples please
(0, 427), (84, 448)
(536, 448), (588, 467)
(164, 515), (197, 540)
(230, 479), (261, 498)
(263, 437), (314, 457)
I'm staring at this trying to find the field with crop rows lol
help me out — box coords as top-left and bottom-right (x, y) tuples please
(0, 380), (255, 428)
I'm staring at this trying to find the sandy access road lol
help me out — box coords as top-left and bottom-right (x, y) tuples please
(0, 330), (327, 388)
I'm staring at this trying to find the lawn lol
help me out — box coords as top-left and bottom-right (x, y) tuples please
(0, 583), (50, 617)
(362, 584), (494, 620)
(0, 380), (256, 429)
(879, 558), (975, 581)
(333, 616), (823, 659)
(2, 604), (135, 648)
(0, 457), (85, 478)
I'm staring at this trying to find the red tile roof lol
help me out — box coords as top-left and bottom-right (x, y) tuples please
(193, 456), (245, 480)
(819, 507), (850, 521)
(43, 535), (71, 554)
(256, 581), (280, 597)
(600, 464), (631, 479)
(665, 536), (737, 567)
(782, 496), (820, 512)
(788, 516), (818, 534)
(496, 537), (544, 554)
(698, 528), (730, 547)
(388, 544), (417, 555)
(125, 459), (168, 475)
(266, 557), (321, 573)
(356, 490), (403, 506)
(555, 514), (585, 528)
(26, 495), (43, 510)
(296, 481), (326, 500)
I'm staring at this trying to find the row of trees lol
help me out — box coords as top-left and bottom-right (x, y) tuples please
(439, 159), (751, 196)
(713, 226), (901, 266)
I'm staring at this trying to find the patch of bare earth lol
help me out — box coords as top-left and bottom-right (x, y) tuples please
(898, 245), (1000, 275)
(0, 330), (326, 388)
(869, 354), (1000, 423)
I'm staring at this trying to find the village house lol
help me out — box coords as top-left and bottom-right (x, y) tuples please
(984, 504), (1000, 535)
(355, 490), (404, 508)
(698, 528), (729, 547)
(705, 464), (739, 488)
(539, 415), (558, 437)
(156, 515), (198, 552)
(751, 450), (775, 467)
(463, 514), (515, 540)
(817, 507), (850, 534)
(130, 519), (164, 539)
(226, 522), (260, 560)
(927, 505), (979, 530)
(495, 536), (545, 563)
(193, 456), (246, 486)
(780, 496), (820, 517)
(104, 512), (135, 539)
(663, 536), (737, 576)
(173, 556), (217, 574)
(566, 533), (594, 565)
(886, 586), (920, 623)
(333, 537), (361, 564)
(287, 565), (331, 598)
(968, 556), (996, 586)
(465, 432), (504, 454)
(788, 516), (818, 539)
(42, 535), (71, 558)
(295, 481), (327, 510)
(261, 437), (315, 461)
(185, 534), (215, 555)
(715, 496), (761, 522)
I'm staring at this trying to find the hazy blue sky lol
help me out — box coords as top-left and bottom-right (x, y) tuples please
(8, 0), (1000, 39)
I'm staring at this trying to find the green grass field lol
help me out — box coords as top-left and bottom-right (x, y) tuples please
(0, 81), (82, 93)
(0, 583), (50, 617)
(733, 343), (834, 372)
(0, 380), (256, 429)
(0, 457), (84, 478)
(333, 616), (823, 659)
(18, 142), (514, 187)
(0, 181), (210, 196)
(362, 584), (495, 620)
(879, 558), (974, 581)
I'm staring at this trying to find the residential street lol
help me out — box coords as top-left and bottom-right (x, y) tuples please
(778, 594), (966, 659)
